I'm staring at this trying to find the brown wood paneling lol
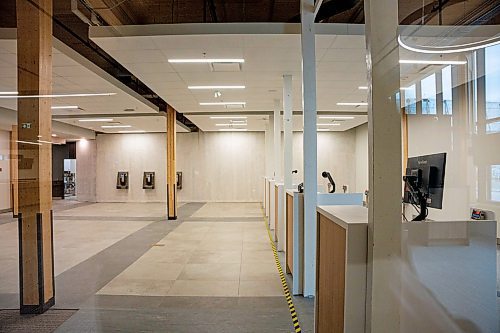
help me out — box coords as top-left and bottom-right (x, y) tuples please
(316, 213), (346, 333)
(286, 193), (293, 274)
(166, 106), (177, 219)
(274, 185), (278, 241)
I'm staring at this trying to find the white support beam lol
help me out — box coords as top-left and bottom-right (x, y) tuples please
(364, 0), (402, 332)
(283, 75), (293, 190)
(301, 0), (318, 298)
(273, 99), (282, 181)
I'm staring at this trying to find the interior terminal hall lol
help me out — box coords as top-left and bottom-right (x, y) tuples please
(0, 1), (499, 332)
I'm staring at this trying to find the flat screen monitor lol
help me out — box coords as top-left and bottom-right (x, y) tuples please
(403, 152), (447, 209)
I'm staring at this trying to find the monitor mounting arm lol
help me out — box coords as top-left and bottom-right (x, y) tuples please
(403, 175), (428, 221)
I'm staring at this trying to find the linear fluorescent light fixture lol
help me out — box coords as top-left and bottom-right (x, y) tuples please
(210, 116), (247, 119)
(317, 129), (331, 132)
(51, 105), (78, 110)
(215, 123), (247, 126)
(319, 116), (355, 120)
(79, 118), (113, 122)
(200, 102), (246, 106)
(188, 85), (245, 90)
(0, 92), (117, 99)
(169, 59), (244, 63)
(37, 140), (53, 144)
(318, 123), (341, 126)
(101, 125), (132, 129)
(218, 129), (248, 132)
(358, 86), (368, 90)
(399, 59), (467, 65)
(337, 102), (368, 106)
(118, 130), (145, 133)
(0, 91), (18, 95)
(16, 140), (42, 146)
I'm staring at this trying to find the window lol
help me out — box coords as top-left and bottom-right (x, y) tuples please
(485, 44), (500, 133)
(491, 165), (500, 202)
(442, 66), (453, 115)
(421, 74), (437, 115)
(404, 84), (417, 114)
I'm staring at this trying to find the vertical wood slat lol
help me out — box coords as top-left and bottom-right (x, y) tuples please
(16, 0), (54, 313)
(166, 105), (177, 219)
(315, 213), (346, 333)
(10, 125), (19, 216)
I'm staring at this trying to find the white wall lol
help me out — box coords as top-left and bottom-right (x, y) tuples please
(96, 133), (167, 202)
(290, 130), (358, 193)
(0, 130), (10, 211)
(177, 131), (265, 202)
(355, 123), (369, 193)
(76, 139), (97, 202)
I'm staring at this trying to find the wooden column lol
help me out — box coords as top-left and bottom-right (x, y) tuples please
(16, 0), (55, 314)
(10, 125), (19, 217)
(166, 106), (177, 220)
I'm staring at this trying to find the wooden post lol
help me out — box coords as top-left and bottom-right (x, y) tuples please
(10, 125), (19, 217)
(16, 0), (55, 314)
(166, 105), (177, 220)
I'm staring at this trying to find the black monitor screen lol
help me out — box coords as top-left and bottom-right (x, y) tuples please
(404, 152), (447, 209)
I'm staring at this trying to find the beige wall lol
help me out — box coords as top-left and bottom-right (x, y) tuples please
(0, 130), (10, 211)
(76, 138), (97, 202)
(355, 123), (369, 193)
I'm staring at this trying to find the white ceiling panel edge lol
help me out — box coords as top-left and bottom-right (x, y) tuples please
(89, 23), (365, 38)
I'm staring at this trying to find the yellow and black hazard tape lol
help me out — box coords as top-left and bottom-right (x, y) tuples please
(263, 217), (302, 333)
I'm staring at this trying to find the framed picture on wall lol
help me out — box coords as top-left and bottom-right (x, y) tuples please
(116, 171), (129, 189)
(143, 172), (155, 189)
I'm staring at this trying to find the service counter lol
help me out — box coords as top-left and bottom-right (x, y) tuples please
(315, 205), (498, 333)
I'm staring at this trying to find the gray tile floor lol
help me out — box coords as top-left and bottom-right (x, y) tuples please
(0, 201), (309, 332)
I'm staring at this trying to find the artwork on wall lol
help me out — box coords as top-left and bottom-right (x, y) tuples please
(143, 172), (155, 189)
(116, 171), (129, 189)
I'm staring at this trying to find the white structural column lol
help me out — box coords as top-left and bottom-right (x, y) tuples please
(283, 75), (293, 190)
(300, 0), (318, 297)
(265, 116), (275, 178)
(364, 0), (402, 332)
(273, 99), (282, 180)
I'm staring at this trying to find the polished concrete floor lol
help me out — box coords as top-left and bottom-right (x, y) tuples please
(0, 201), (313, 332)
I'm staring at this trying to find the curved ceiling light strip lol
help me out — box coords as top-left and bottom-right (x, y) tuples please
(398, 34), (500, 54)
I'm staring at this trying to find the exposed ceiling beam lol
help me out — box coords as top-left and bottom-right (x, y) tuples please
(81, 0), (135, 26)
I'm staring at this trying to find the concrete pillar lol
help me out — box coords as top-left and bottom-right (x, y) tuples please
(364, 0), (402, 332)
(166, 105), (177, 220)
(283, 75), (293, 190)
(16, 0), (55, 314)
(300, 0), (318, 297)
(273, 99), (282, 181)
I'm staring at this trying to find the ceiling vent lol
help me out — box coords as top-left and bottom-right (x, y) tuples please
(210, 62), (242, 72)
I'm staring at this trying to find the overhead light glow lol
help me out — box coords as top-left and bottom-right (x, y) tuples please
(317, 129), (331, 132)
(337, 102), (368, 106)
(16, 140), (42, 146)
(210, 116), (247, 119)
(0, 92), (117, 99)
(78, 118), (113, 122)
(101, 125), (132, 129)
(188, 85), (245, 90)
(399, 59), (467, 65)
(358, 86), (368, 90)
(0, 91), (18, 95)
(51, 105), (78, 110)
(319, 116), (355, 120)
(200, 102), (246, 106)
(37, 140), (53, 144)
(118, 130), (145, 133)
(215, 123), (247, 126)
(169, 59), (245, 63)
(318, 123), (341, 126)
(397, 35), (500, 54)
(52, 134), (57, 137)
(218, 129), (248, 132)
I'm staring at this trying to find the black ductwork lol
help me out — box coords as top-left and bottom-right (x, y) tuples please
(289, 0), (361, 23)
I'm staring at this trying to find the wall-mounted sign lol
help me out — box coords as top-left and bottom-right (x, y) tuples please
(116, 171), (129, 189)
(21, 123), (31, 129)
(143, 172), (155, 189)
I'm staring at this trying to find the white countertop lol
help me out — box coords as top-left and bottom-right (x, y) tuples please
(317, 205), (368, 229)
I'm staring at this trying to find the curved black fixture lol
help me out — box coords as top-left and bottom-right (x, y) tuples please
(321, 171), (336, 193)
